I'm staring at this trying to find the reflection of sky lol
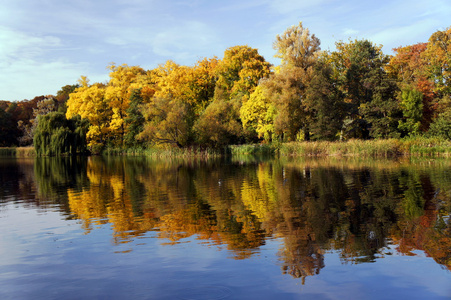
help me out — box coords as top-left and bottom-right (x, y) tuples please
(294, 249), (451, 300)
(0, 203), (450, 300)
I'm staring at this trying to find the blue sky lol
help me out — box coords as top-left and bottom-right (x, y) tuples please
(1, 0), (450, 101)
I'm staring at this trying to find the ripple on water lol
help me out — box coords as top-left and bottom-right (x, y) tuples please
(177, 285), (232, 300)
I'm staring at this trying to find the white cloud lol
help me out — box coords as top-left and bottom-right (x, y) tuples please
(343, 28), (359, 36)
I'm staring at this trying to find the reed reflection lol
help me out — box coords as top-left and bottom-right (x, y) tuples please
(27, 156), (451, 282)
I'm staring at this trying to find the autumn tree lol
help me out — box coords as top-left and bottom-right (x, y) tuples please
(422, 27), (451, 136)
(387, 43), (435, 131)
(423, 27), (451, 98)
(105, 64), (148, 146)
(196, 46), (271, 145)
(265, 22), (321, 141)
(194, 98), (243, 148)
(215, 45), (271, 101)
(66, 76), (110, 151)
(138, 97), (190, 148)
(240, 85), (276, 142)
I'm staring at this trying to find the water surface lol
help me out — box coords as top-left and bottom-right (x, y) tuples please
(0, 156), (450, 299)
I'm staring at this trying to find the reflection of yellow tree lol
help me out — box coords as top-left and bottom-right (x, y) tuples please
(68, 188), (109, 233)
(241, 163), (278, 221)
(62, 157), (451, 275)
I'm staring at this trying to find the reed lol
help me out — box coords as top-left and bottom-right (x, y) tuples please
(103, 145), (224, 158)
(0, 147), (35, 157)
(277, 138), (451, 157)
(229, 144), (276, 156)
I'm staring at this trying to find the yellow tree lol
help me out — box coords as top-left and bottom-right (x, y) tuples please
(66, 76), (109, 150)
(105, 64), (147, 145)
(215, 45), (271, 102)
(423, 26), (451, 97)
(240, 85), (276, 142)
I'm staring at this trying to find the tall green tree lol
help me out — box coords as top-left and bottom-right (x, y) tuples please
(305, 61), (344, 140)
(328, 39), (399, 139)
(266, 22), (321, 141)
(124, 89), (146, 147)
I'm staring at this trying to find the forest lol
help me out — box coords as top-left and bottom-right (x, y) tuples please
(1, 22), (451, 155)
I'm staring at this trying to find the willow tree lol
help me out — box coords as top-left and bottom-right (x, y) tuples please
(34, 112), (89, 156)
(265, 22), (321, 141)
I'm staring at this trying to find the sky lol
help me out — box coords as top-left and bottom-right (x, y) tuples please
(1, 0), (450, 101)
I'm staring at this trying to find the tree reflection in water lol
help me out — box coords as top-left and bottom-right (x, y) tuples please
(7, 156), (450, 282)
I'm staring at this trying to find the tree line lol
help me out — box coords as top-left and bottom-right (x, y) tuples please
(1, 22), (451, 154)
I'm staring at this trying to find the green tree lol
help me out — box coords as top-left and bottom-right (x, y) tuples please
(124, 89), (146, 147)
(398, 88), (423, 136)
(427, 97), (451, 139)
(55, 84), (79, 113)
(305, 61), (344, 140)
(328, 39), (399, 139)
(34, 112), (89, 156)
(0, 107), (17, 146)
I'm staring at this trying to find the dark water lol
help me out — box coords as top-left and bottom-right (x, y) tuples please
(0, 156), (450, 300)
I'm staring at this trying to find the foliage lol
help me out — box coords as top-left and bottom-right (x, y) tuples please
(328, 39), (397, 139)
(428, 108), (451, 139)
(266, 22), (321, 141)
(398, 88), (424, 136)
(34, 112), (89, 156)
(240, 85), (276, 142)
(138, 97), (190, 148)
(5, 23), (451, 153)
(305, 61), (344, 140)
(0, 107), (17, 146)
(124, 89), (146, 147)
(194, 98), (243, 148)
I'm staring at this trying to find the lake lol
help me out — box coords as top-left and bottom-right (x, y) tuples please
(0, 156), (450, 300)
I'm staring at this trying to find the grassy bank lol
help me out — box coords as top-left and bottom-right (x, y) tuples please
(103, 146), (225, 158)
(277, 137), (451, 157)
(230, 137), (451, 158)
(4, 137), (451, 158)
(0, 147), (36, 157)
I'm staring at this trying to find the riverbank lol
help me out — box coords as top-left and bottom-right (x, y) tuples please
(231, 137), (451, 157)
(2, 137), (451, 158)
(0, 147), (36, 157)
